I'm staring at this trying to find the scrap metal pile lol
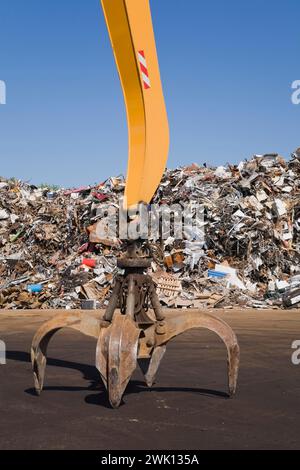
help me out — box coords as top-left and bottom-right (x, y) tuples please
(1, 147), (300, 310)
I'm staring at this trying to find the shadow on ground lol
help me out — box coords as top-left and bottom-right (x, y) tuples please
(7, 350), (229, 409)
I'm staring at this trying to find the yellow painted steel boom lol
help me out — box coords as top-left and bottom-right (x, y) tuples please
(100, 0), (169, 208)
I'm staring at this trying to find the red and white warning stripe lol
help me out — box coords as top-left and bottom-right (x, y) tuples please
(138, 50), (151, 90)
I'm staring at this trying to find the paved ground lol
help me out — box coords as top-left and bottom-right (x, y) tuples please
(0, 308), (300, 450)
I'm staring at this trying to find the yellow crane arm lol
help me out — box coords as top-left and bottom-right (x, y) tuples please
(100, 0), (169, 208)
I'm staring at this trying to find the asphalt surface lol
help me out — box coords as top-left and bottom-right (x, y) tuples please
(0, 309), (300, 450)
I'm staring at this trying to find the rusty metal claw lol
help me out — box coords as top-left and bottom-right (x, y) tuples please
(155, 310), (240, 396)
(31, 308), (239, 406)
(31, 247), (240, 407)
(138, 345), (167, 387)
(96, 313), (140, 408)
(31, 311), (100, 395)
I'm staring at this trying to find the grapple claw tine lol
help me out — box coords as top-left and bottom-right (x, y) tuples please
(227, 343), (240, 396)
(31, 312), (100, 395)
(138, 345), (167, 388)
(156, 310), (240, 396)
(31, 328), (60, 395)
(31, 349), (46, 395)
(96, 313), (141, 408)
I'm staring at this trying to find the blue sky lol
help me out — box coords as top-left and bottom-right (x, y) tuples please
(0, 0), (299, 187)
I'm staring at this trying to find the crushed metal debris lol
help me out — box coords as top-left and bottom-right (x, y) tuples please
(1, 149), (300, 310)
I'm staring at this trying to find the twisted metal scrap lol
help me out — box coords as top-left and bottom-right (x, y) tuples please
(31, 309), (239, 408)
